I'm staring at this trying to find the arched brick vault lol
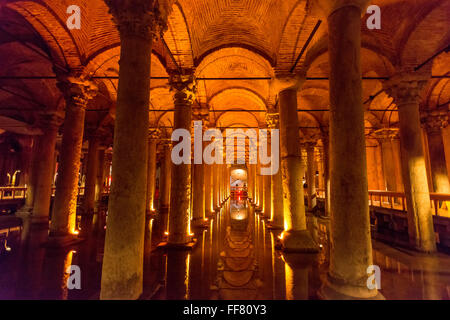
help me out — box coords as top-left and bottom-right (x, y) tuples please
(0, 0), (449, 157)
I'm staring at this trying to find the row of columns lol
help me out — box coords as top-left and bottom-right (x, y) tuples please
(96, 0), (443, 300)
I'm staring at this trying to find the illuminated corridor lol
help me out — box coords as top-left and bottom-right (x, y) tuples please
(0, 0), (450, 301)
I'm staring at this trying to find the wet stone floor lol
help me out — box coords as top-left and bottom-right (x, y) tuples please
(1, 198), (450, 300)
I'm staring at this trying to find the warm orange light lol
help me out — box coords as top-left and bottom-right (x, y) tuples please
(164, 231), (169, 236)
(278, 232), (284, 240)
(71, 230), (79, 235)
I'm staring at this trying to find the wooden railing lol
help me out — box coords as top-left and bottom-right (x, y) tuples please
(0, 187), (27, 200)
(316, 188), (450, 217)
(0, 186), (111, 201)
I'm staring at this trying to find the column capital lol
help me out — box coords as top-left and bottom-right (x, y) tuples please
(169, 72), (197, 105)
(383, 72), (429, 107)
(149, 128), (162, 140)
(56, 74), (98, 109)
(105, 0), (173, 40)
(270, 72), (305, 95)
(421, 109), (449, 134)
(371, 127), (400, 141)
(265, 112), (280, 129)
(308, 0), (370, 18)
(192, 107), (209, 124)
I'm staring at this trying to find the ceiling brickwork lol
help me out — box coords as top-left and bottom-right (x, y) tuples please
(0, 0), (448, 146)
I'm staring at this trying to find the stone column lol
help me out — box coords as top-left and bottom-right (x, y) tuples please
(313, 0), (381, 299)
(257, 168), (264, 211)
(421, 110), (450, 194)
(247, 163), (253, 201)
(82, 134), (100, 217)
(167, 73), (196, 245)
(204, 131), (213, 215)
(101, 0), (170, 299)
(155, 139), (171, 238)
(213, 163), (219, 210)
(146, 129), (160, 214)
(92, 147), (106, 233)
(50, 76), (97, 240)
(321, 130), (331, 217)
(222, 164), (227, 201)
(385, 73), (436, 252)
(192, 112), (207, 227)
(306, 142), (317, 211)
(271, 74), (317, 252)
(17, 137), (36, 215)
(263, 132), (272, 219)
(267, 113), (283, 229)
(159, 140), (171, 213)
(253, 163), (258, 205)
(374, 128), (400, 192)
(218, 164), (222, 204)
(29, 112), (63, 224)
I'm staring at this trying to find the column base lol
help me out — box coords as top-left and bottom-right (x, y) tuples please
(15, 205), (33, 216)
(30, 215), (50, 226)
(192, 218), (209, 229)
(280, 230), (319, 253)
(45, 233), (84, 248)
(205, 210), (215, 218)
(266, 222), (284, 230)
(318, 274), (385, 300)
(157, 238), (198, 251)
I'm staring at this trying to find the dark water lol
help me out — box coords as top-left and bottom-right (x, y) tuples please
(1, 198), (449, 300)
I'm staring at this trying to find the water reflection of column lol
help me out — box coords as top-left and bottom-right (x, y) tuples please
(40, 249), (74, 299)
(420, 258), (441, 300)
(283, 255), (309, 300)
(14, 225), (48, 298)
(166, 251), (191, 300)
(270, 232), (286, 299)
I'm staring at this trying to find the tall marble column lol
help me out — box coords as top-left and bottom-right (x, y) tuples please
(192, 112), (207, 227)
(266, 113), (283, 229)
(29, 112), (63, 224)
(253, 163), (258, 205)
(247, 163), (253, 201)
(271, 74), (317, 252)
(213, 163), (220, 210)
(101, 0), (170, 299)
(167, 73), (196, 245)
(306, 142), (317, 211)
(257, 167), (264, 211)
(146, 129), (160, 214)
(17, 137), (36, 215)
(50, 75), (97, 240)
(374, 128), (400, 192)
(82, 134), (100, 217)
(263, 132), (272, 219)
(157, 139), (172, 237)
(313, 0), (380, 299)
(385, 73), (436, 253)
(421, 110), (450, 194)
(321, 130), (331, 217)
(204, 127), (213, 216)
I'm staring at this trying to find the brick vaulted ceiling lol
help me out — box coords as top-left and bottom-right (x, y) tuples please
(0, 0), (449, 142)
